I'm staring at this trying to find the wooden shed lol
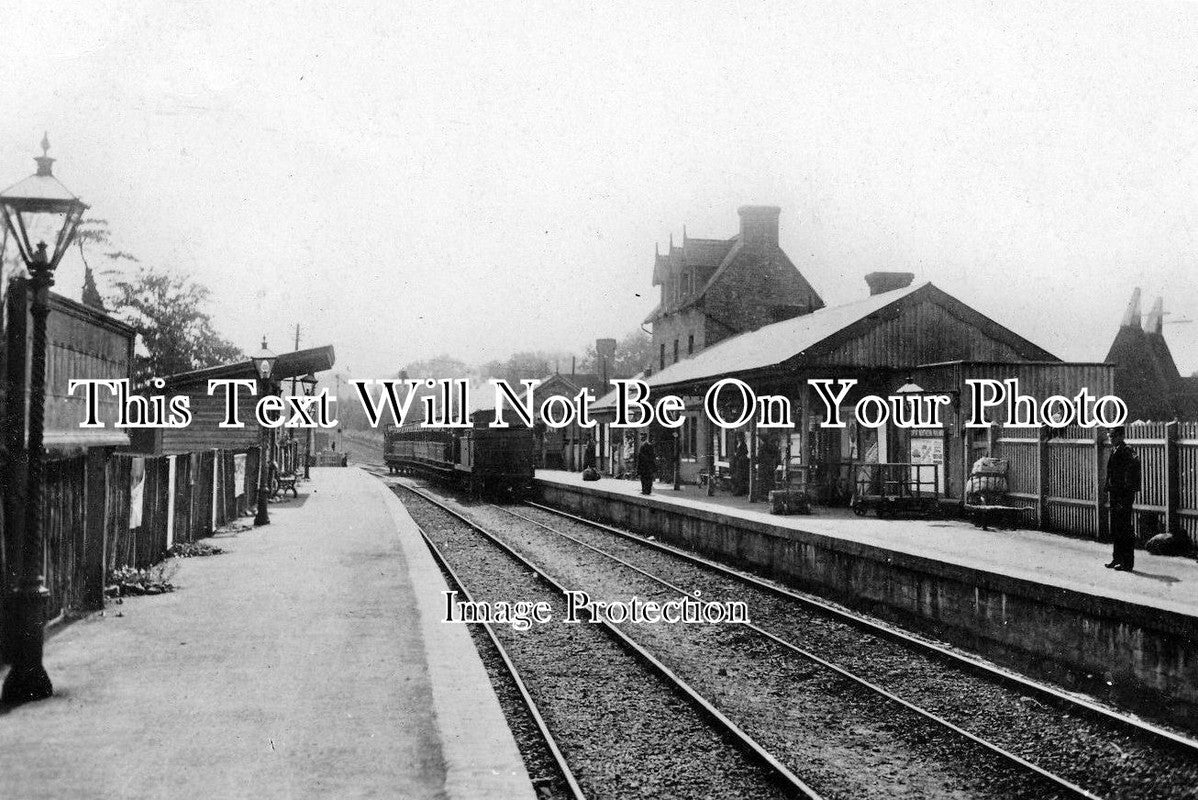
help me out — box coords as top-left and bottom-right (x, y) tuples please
(136, 345), (336, 455)
(2, 282), (135, 455)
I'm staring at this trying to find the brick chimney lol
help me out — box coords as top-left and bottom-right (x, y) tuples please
(737, 205), (781, 248)
(864, 271), (915, 296)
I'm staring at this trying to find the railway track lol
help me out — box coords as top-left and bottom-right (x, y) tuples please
(390, 477), (1081, 799)
(416, 524), (587, 800)
(513, 499), (1198, 760)
(491, 498), (1198, 800)
(494, 504), (1106, 798)
(362, 462), (1198, 798)
(394, 480), (820, 800)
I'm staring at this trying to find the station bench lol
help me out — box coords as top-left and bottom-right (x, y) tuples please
(271, 461), (299, 499)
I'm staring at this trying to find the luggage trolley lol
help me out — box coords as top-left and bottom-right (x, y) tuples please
(851, 462), (940, 518)
(964, 457), (1030, 530)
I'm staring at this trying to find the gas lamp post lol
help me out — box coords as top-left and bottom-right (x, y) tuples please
(0, 135), (88, 703)
(250, 338), (277, 526)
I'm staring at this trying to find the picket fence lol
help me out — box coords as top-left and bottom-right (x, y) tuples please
(993, 421), (1198, 547)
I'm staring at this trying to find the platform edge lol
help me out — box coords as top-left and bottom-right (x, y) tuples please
(375, 476), (537, 800)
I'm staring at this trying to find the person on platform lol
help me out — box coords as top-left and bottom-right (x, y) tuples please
(754, 433), (779, 502)
(581, 436), (600, 481)
(636, 437), (656, 495)
(1104, 425), (1141, 572)
(731, 436), (750, 496)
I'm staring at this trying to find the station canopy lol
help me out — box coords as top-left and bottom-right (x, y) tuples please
(162, 345), (336, 390)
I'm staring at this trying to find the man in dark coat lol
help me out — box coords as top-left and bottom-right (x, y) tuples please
(636, 437), (656, 495)
(730, 437), (749, 497)
(754, 433), (779, 502)
(1104, 426), (1141, 571)
(581, 436), (600, 481)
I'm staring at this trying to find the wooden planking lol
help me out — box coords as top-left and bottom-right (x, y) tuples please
(994, 420), (1198, 547)
(41, 294), (134, 439)
(41, 455), (87, 619)
(820, 299), (1035, 366)
(1045, 439), (1095, 503)
(160, 392), (260, 453)
(20, 446), (259, 620)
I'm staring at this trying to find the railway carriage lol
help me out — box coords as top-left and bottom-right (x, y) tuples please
(384, 409), (536, 496)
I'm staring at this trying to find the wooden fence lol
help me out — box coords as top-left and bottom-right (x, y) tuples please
(33, 447), (259, 621)
(993, 421), (1198, 548)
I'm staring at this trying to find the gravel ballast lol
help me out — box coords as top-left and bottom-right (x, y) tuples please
(504, 499), (1198, 800)
(400, 487), (795, 800)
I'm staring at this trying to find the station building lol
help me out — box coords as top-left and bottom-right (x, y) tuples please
(594, 207), (1113, 509)
(645, 205), (823, 371)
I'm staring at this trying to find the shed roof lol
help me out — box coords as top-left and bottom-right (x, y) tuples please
(163, 345), (336, 389)
(641, 283), (925, 390)
(620, 281), (1057, 396)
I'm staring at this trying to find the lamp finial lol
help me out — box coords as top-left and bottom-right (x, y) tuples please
(34, 132), (54, 177)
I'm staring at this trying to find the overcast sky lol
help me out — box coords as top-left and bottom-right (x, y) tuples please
(3, 1), (1197, 379)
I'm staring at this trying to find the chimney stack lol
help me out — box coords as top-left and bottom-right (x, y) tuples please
(737, 205), (781, 248)
(864, 271), (915, 296)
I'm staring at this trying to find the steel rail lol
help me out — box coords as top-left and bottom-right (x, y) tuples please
(413, 518), (588, 800)
(524, 499), (1198, 758)
(501, 505), (1104, 800)
(365, 463), (1198, 756)
(394, 480), (825, 800)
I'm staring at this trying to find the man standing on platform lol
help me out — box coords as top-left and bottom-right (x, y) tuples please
(754, 433), (779, 503)
(1104, 425), (1141, 572)
(731, 437), (749, 496)
(636, 436), (656, 495)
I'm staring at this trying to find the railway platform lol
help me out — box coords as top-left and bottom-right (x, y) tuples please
(534, 469), (1198, 728)
(0, 467), (533, 800)
(537, 470), (1198, 615)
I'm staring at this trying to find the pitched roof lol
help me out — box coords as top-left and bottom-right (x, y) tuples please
(646, 234), (825, 324)
(521, 372), (609, 403)
(652, 235), (735, 286)
(633, 281), (1056, 392)
(1104, 291), (1198, 419)
(593, 370), (645, 411)
(640, 284), (921, 389)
